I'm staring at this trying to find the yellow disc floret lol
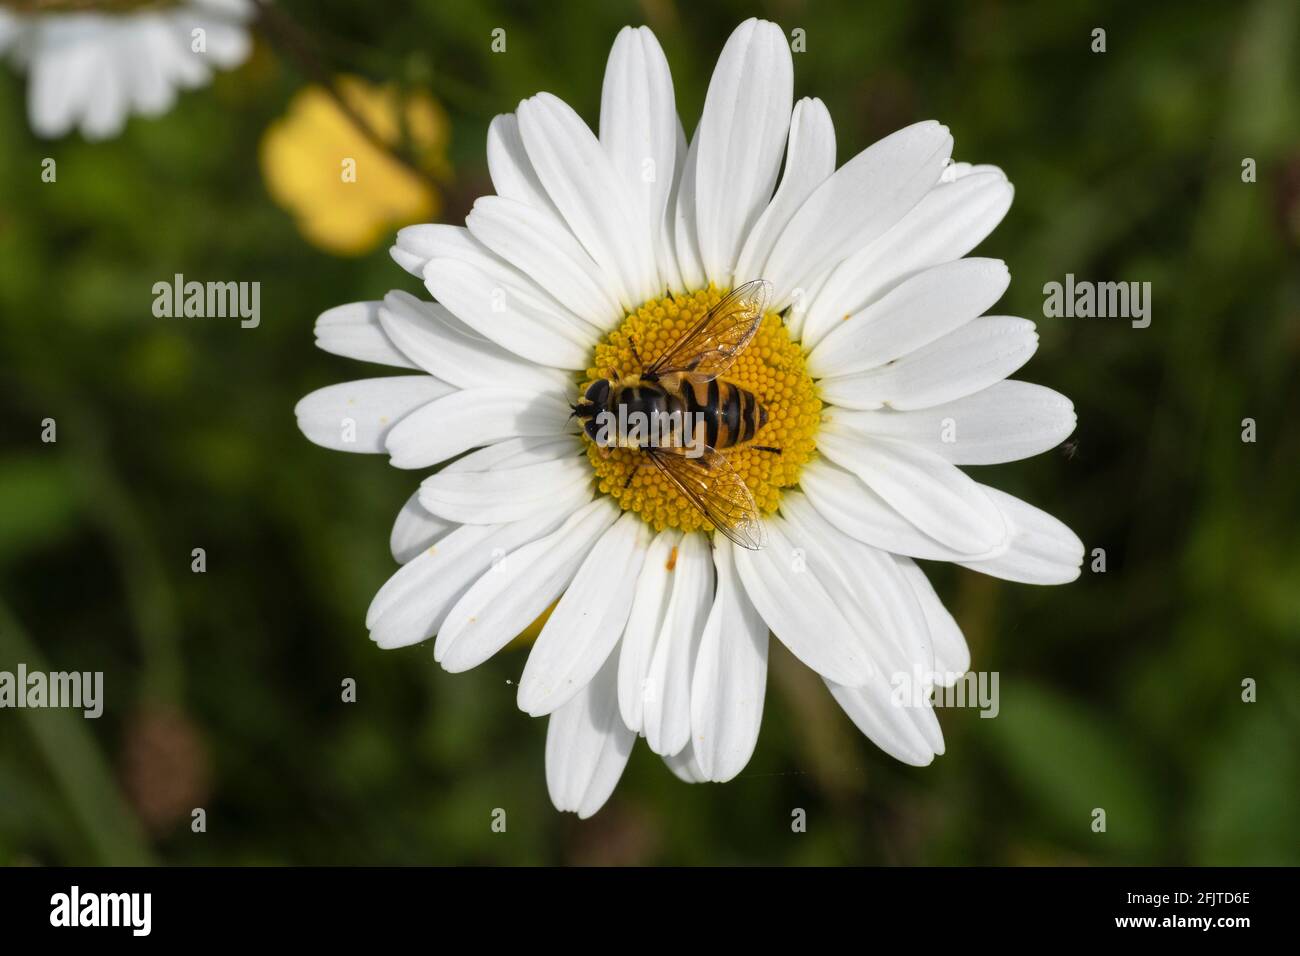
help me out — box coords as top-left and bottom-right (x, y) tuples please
(582, 287), (821, 535)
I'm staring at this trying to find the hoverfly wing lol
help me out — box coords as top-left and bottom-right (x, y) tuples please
(645, 446), (767, 551)
(644, 279), (770, 381)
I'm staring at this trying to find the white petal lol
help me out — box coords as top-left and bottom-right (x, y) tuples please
(415, 436), (581, 515)
(643, 531), (714, 757)
(419, 453), (591, 525)
(466, 196), (623, 329)
(765, 121), (953, 310)
(734, 97), (836, 286)
(826, 677), (943, 766)
(0, 11), (18, 51)
(546, 653), (635, 818)
(671, 124), (707, 291)
(817, 317), (1038, 411)
(694, 18), (793, 288)
(486, 112), (561, 219)
(152, 14), (208, 88)
(779, 493), (933, 680)
(122, 21), (174, 116)
(518, 513), (652, 716)
(800, 458), (1005, 561)
(518, 92), (658, 307)
(784, 266), (833, 342)
(295, 376), (454, 454)
(378, 290), (570, 394)
(959, 486), (1083, 584)
(690, 542), (769, 782)
(438, 434), (580, 473)
(390, 491), (456, 564)
(391, 223), (469, 278)
(368, 505), (577, 649)
(663, 740), (708, 784)
(423, 250), (598, 371)
(732, 516), (875, 686)
(435, 498), (621, 672)
(807, 258), (1010, 379)
(183, 10), (250, 69)
(802, 167), (1013, 349)
(79, 47), (126, 141)
(817, 428), (1007, 555)
(28, 32), (96, 138)
(618, 529), (681, 732)
(653, 119), (689, 292)
(831, 381), (1077, 464)
(600, 25), (677, 296)
(384, 388), (573, 470)
(314, 301), (415, 369)
(895, 557), (970, 679)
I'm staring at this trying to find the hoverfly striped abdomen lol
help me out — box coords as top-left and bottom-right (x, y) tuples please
(668, 373), (767, 451)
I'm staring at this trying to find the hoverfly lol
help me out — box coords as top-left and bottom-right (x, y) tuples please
(572, 279), (775, 550)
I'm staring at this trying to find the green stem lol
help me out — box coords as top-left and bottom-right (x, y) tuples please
(68, 408), (184, 704)
(0, 598), (154, 865)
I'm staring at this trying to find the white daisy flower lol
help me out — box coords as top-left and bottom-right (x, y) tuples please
(0, 0), (252, 140)
(296, 18), (1082, 817)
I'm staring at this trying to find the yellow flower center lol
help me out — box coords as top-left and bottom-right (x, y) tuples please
(582, 287), (821, 535)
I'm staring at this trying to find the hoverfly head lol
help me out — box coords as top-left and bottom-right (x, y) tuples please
(573, 379), (612, 441)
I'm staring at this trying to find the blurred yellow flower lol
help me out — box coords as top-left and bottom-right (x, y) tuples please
(260, 75), (450, 256)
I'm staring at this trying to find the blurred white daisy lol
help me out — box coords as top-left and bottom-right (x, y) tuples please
(0, 0), (252, 140)
(297, 18), (1082, 817)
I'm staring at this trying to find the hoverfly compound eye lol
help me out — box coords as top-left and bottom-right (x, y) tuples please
(585, 379), (610, 404)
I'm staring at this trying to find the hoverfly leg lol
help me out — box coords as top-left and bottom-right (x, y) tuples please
(623, 458), (645, 490)
(752, 446), (783, 455)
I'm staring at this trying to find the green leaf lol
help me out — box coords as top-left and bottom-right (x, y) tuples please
(982, 682), (1162, 857)
(1190, 700), (1300, 865)
(0, 456), (79, 564)
(0, 601), (154, 865)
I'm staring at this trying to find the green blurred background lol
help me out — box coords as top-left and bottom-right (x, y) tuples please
(1, 0), (1297, 865)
